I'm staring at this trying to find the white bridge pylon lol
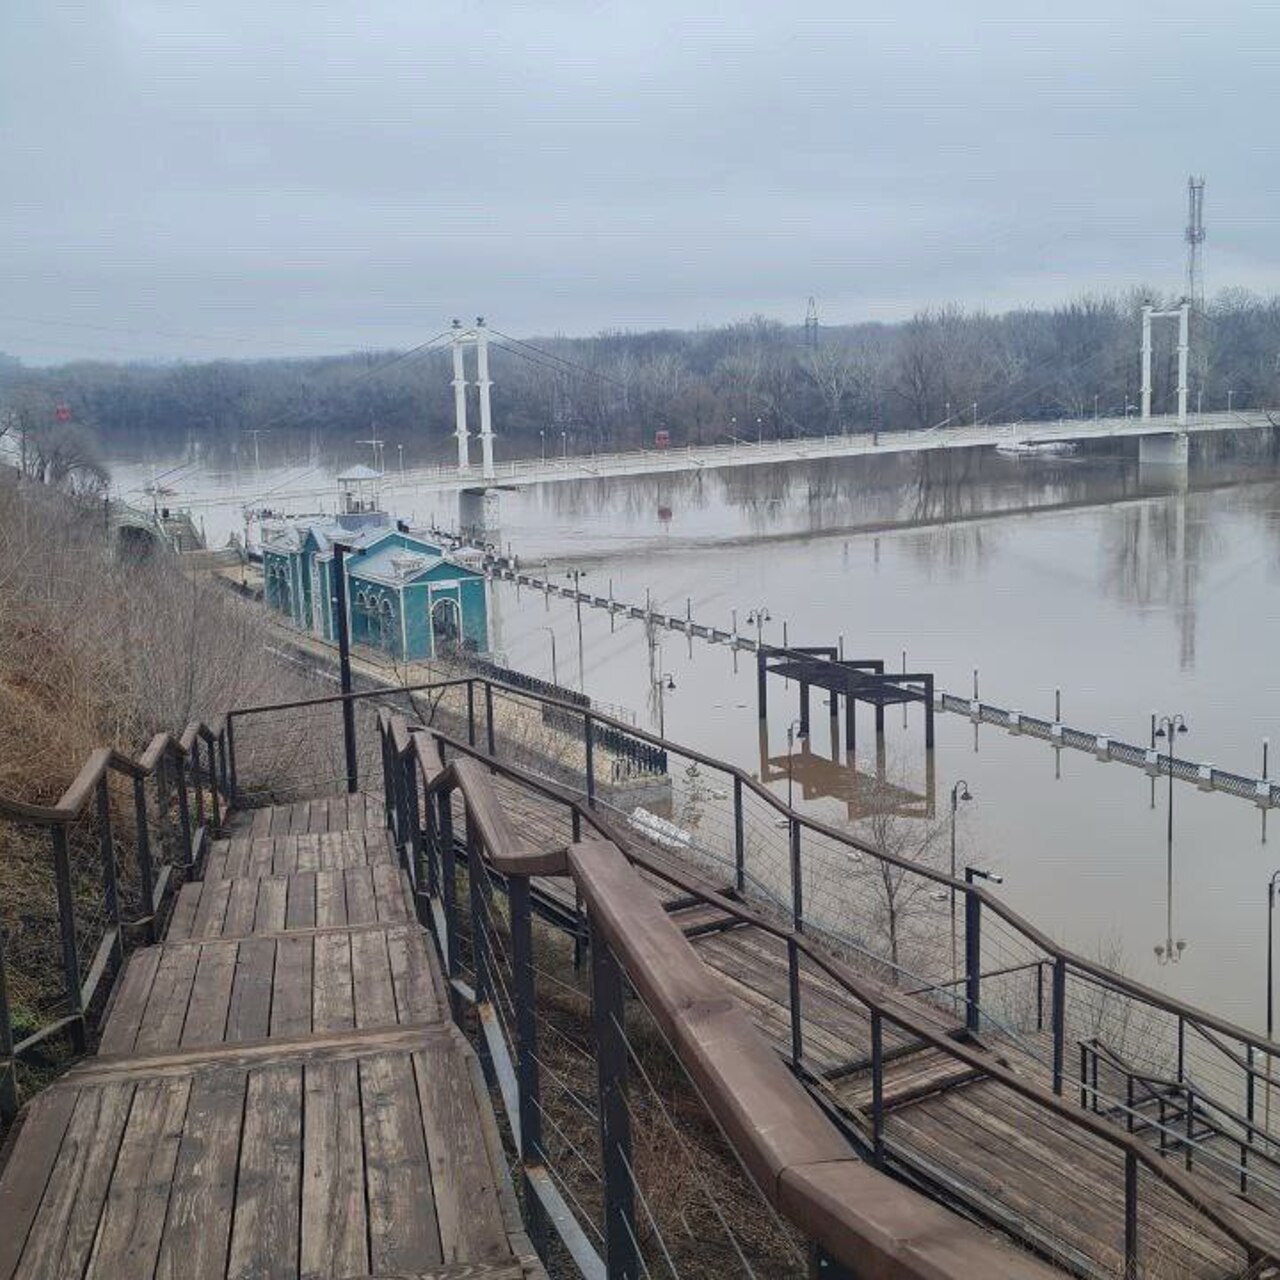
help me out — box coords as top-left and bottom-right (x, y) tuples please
(451, 317), (496, 481)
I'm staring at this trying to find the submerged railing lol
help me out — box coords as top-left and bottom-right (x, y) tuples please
(0, 718), (228, 1119)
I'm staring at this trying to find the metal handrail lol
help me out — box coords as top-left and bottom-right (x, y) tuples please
(233, 673), (1280, 1074)
(380, 709), (1057, 1279)
(393, 716), (1280, 1271)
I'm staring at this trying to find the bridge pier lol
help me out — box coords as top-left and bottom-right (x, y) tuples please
(459, 487), (501, 543)
(1138, 432), (1190, 488)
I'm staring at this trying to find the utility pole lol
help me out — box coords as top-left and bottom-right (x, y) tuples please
(331, 542), (361, 793)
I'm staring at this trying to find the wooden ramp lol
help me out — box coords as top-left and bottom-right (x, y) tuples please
(0, 795), (543, 1280)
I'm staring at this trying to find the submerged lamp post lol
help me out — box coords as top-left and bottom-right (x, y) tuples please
(950, 780), (973, 981)
(1153, 714), (1189, 965)
(746, 606), (771, 650)
(786, 718), (807, 809)
(541, 626), (559, 687)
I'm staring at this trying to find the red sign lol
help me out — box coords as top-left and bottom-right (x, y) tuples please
(54, 402), (71, 422)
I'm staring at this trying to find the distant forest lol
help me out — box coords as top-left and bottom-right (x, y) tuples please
(2, 288), (1279, 463)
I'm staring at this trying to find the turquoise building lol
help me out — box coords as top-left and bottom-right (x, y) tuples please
(260, 468), (489, 661)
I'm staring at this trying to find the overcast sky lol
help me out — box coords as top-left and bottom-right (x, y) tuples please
(3, 1), (1278, 364)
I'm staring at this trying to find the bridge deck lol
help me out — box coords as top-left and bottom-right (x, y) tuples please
(0, 795), (542, 1280)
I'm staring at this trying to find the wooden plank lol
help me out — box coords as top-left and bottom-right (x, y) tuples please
(318, 831), (345, 872)
(16, 1081), (135, 1278)
(220, 838), (254, 879)
(344, 866), (378, 925)
(387, 928), (443, 1025)
(300, 1058), (368, 1279)
(164, 882), (201, 942)
(0, 1089), (80, 1280)
(414, 1047), (510, 1265)
(308, 796), (330, 835)
(351, 930), (398, 1030)
(315, 869), (348, 927)
(227, 1064), (302, 1280)
(248, 806), (272, 839)
(84, 1077), (190, 1280)
(149, 1068), (255, 1280)
(313, 933), (355, 1032)
(226, 937), (277, 1043)
(286, 871), (317, 929)
(98, 947), (162, 1055)
(372, 859), (413, 924)
(291, 800), (311, 838)
(254, 876), (288, 933)
(135, 945), (201, 1053)
(247, 836), (277, 878)
(268, 805), (292, 836)
(190, 877), (232, 939)
(294, 832), (322, 873)
(361, 1053), (442, 1271)
(271, 936), (314, 1039)
(201, 841), (231, 883)
(221, 876), (261, 938)
(180, 942), (237, 1048)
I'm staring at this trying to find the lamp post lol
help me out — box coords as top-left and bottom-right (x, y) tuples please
(565, 568), (587, 690)
(561, 430), (567, 461)
(330, 540), (364, 794)
(654, 671), (675, 738)
(963, 865), (1003, 1032)
(1228, 389), (1234, 414)
(746, 606), (771, 650)
(539, 429), (545, 463)
(787, 718), (807, 809)
(1094, 394), (1100, 421)
(950, 780), (973, 981)
(1153, 714), (1189, 966)
(397, 443), (404, 477)
(541, 625), (559, 687)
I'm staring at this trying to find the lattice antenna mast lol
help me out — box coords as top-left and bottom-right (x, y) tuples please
(1185, 176), (1205, 310)
(804, 296), (819, 349)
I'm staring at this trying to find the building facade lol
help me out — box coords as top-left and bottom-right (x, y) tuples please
(260, 469), (489, 660)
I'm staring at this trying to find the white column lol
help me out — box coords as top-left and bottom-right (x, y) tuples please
(451, 323), (470, 471)
(476, 318), (495, 481)
(1140, 306), (1153, 420)
(1176, 301), (1190, 426)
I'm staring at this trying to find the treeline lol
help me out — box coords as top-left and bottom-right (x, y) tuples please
(3, 288), (1278, 460)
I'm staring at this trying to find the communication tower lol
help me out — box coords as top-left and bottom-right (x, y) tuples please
(804, 296), (819, 349)
(1185, 176), (1205, 310)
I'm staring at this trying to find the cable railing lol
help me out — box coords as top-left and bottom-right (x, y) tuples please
(224, 674), (1280, 1148)
(0, 716), (228, 1120)
(377, 708), (1058, 1279)
(375, 708), (1280, 1278)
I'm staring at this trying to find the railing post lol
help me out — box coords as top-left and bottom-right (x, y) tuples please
(1079, 1043), (1089, 1111)
(585, 714), (596, 809)
(51, 824), (86, 1052)
(190, 743), (205, 830)
(1035, 960), (1044, 1032)
(485, 681), (496, 757)
(440, 788), (461, 1022)
(205, 736), (221, 831)
(509, 875), (548, 1249)
(132, 774), (157, 943)
(96, 776), (123, 969)
(1176, 1016), (1185, 1084)
(466, 681), (476, 747)
(733, 776), (745, 894)
(404, 758), (425, 911)
(590, 920), (638, 1280)
(174, 750), (194, 869)
(1052, 957), (1066, 1095)
(225, 716), (238, 803)
(871, 1010), (885, 1168)
(1124, 1151), (1138, 1279)
(1244, 1045), (1255, 1195)
(787, 936), (803, 1066)
(789, 817), (803, 931)
(0, 929), (18, 1121)
(964, 887), (981, 1034)
(217, 727), (229, 799)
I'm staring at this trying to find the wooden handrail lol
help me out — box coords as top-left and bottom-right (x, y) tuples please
(408, 719), (1280, 1269)
(0, 716), (224, 827)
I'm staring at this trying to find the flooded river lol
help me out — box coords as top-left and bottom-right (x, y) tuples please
(112, 436), (1280, 1032)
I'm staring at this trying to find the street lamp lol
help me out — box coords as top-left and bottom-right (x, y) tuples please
(654, 671), (675, 738)
(746, 606), (771, 649)
(397, 443), (404, 477)
(541, 625), (559, 687)
(1153, 713), (1189, 966)
(1228, 389), (1235, 414)
(1094, 394), (1100, 421)
(756, 416), (763, 444)
(565, 569), (587, 690)
(561, 430), (567, 461)
(786, 718), (807, 808)
(540, 429), (546, 463)
(965, 865), (1003, 886)
(950, 780), (973, 980)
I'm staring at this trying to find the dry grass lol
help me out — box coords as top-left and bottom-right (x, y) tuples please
(0, 478), (318, 1096)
